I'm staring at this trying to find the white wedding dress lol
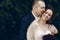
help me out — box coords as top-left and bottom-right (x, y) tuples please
(34, 25), (52, 40)
(27, 11), (53, 40)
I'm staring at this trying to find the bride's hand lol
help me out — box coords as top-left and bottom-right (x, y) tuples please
(49, 25), (58, 36)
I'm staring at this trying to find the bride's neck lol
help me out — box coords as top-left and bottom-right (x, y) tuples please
(38, 18), (46, 25)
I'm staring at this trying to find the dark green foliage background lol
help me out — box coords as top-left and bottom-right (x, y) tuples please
(0, 0), (60, 40)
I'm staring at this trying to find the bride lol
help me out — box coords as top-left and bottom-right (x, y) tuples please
(27, 9), (58, 40)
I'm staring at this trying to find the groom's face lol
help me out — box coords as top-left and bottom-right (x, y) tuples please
(37, 1), (45, 16)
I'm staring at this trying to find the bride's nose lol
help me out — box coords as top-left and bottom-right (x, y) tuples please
(45, 14), (48, 17)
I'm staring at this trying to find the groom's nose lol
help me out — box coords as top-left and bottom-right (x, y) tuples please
(43, 8), (45, 12)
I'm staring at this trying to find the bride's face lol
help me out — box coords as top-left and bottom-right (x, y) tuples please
(41, 9), (53, 21)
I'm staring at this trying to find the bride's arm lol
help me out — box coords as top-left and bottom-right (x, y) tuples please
(27, 24), (34, 40)
(49, 25), (58, 35)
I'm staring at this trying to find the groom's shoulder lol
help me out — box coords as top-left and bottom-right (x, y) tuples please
(21, 12), (34, 21)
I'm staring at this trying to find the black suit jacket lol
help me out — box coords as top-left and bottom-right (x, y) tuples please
(19, 12), (35, 40)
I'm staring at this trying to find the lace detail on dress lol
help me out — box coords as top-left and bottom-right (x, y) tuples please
(34, 26), (52, 40)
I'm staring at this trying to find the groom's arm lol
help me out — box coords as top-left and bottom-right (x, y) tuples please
(19, 12), (34, 40)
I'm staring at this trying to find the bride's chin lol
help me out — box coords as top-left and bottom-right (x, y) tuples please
(42, 18), (46, 21)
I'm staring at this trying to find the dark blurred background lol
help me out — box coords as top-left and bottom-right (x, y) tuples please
(0, 0), (60, 40)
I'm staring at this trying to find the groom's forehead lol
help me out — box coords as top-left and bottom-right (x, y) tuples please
(37, 1), (45, 7)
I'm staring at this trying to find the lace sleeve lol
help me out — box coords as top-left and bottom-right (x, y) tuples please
(49, 25), (58, 35)
(27, 23), (35, 40)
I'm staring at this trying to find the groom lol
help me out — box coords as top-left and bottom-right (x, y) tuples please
(19, 0), (45, 40)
